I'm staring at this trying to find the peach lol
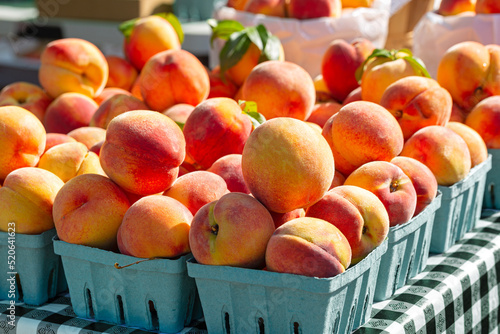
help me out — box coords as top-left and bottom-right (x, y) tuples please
(94, 87), (132, 105)
(265, 217), (351, 278)
(183, 97), (253, 170)
(242, 117), (334, 213)
(90, 93), (148, 129)
(105, 55), (138, 91)
(43, 92), (98, 134)
(437, 41), (500, 112)
(207, 154), (250, 194)
(53, 173), (130, 250)
(162, 103), (195, 128)
(130, 75), (143, 101)
(341, 0), (374, 8)
(189, 192), (275, 268)
(306, 101), (342, 128)
(39, 38), (108, 99)
(244, 0), (287, 17)
(227, 0), (250, 10)
(99, 110), (185, 195)
(67, 126), (106, 149)
(476, 0), (500, 13)
(241, 60), (316, 120)
(465, 95), (500, 149)
(44, 133), (77, 153)
(446, 121), (488, 167)
(140, 49), (210, 111)
(305, 185), (389, 264)
(118, 195), (192, 258)
(0, 82), (52, 121)
(207, 66), (239, 99)
(321, 38), (375, 103)
(287, 0), (342, 19)
(330, 169), (346, 189)
(437, 0), (476, 15)
(0, 106), (46, 182)
(379, 76), (453, 141)
(313, 74), (334, 102)
(342, 86), (362, 105)
(400, 125), (471, 186)
(163, 171), (229, 216)
(322, 101), (404, 176)
(344, 161), (417, 227)
(270, 208), (305, 229)
(37, 142), (106, 182)
(0, 167), (64, 234)
(89, 140), (104, 156)
(450, 102), (468, 123)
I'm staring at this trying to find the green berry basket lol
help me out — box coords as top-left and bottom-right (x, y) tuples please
(483, 149), (499, 210)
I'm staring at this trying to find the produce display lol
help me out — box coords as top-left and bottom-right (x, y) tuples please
(0, 1), (499, 332)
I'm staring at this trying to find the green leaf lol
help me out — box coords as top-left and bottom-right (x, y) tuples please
(245, 26), (264, 50)
(219, 31), (251, 80)
(175, 121), (185, 131)
(355, 48), (395, 83)
(155, 12), (184, 44)
(118, 18), (138, 39)
(404, 56), (431, 78)
(209, 19), (245, 47)
(239, 100), (266, 128)
(255, 24), (281, 62)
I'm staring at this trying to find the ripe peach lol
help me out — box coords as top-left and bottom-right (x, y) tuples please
(344, 161), (417, 227)
(342, 86), (362, 105)
(67, 126), (106, 149)
(241, 60), (316, 120)
(94, 87), (132, 105)
(450, 102), (468, 123)
(44, 133), (77, 153)
(341, 0), (374, 8)
(476, 0), (500, 13)
(140, 49), (210, 111)
(437, 0), (476, 15)
(43, 92), (98, 134)
(244, 0), (287, 17)
(130, 75), (143, 101)
(322, 101), (404, 176)
(287, 0), (342, 19)
(380, 76), (453, 140)
(446, 121), (488, 168)
(270, 208), (305, 229)
(306, 101), (342, 128)
(305, 185), (389, 264)
(39, 38), (108, 99)
(162, 103), (195, 128)
(0, 82), (52, 121)
(390, 156), (438, 217)
(118, 195), (192, 258)
(227, 0), (250, 10)
(53, 173), (130, 251)
(465, 95), (500, 149)
(90, 93), (148, 129)
(400, 125), (471, 186)
(183, 98), (253, 170)
(330, 169), (346, 189)
(99, 110), (185, 195)
(189, 192), (275, 268)
(163, 171), (229, 216)
(208, 66), (238, 99)
(0, 167), (64, 234)
(0, 106), (46, 182)
(89, 140), (104, 156)
(207, 154), (250, 194)
(242, 117), (334, 213)
(105, 55), (138, 91)
(265, 217), (351, 278)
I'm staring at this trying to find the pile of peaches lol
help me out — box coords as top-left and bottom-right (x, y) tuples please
(0, 12), (499, 280)
(438, 0), (500, 16)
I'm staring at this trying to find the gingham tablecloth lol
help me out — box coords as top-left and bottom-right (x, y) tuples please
(0, 212), (499, 334)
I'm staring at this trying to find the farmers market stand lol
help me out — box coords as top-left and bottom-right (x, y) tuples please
(1, 211), (498, 334)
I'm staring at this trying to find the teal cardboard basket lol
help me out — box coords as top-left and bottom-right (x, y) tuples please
(53, 237), (198, 333)
(173, 0), (225, 21)
(483, 149), (499, 210)
(374, 192), (442, 302)
(0, 228), (67, 305)
(187, 239), (388, 334)
(430, 155), (492, 254)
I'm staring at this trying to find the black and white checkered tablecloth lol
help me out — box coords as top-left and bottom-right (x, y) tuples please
(0, 212), (499, 334)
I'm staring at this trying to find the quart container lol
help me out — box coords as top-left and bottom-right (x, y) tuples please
(0, 228), (67, 305)
(187, 239), (388, 334)
(53, 237), (198, 333)
(483, 149), (499, 210)
(374, 192), (442, 302)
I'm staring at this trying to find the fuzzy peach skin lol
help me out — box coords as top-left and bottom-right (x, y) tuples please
(321, 38), (375, 103)
(39, 38), (108, 99)
(330, 169), (346, 189)
(390, 156), (438, 217)
(437, 41), (500, 112)
(265, 217), (351, 278)
(94, 87), (132, 105)
(306, 101), (342, 128)
(242, 117), (334, 213)
(400, 125), (471, 186)
(0, 82), (52, 121)
(341, 0), (374, 8)
(89, 140), (104, 156)
(44, 92), (98, 134)
(189, 192), (275, 268)
(465, 95), (500, 149)
(0, 167), (64, 234)
(140, 49), (210, 112)
(163, 171), (229, 216)
(105, 55), (138, 91)
(0, 106), (46, 182)
(343, 86), (362, 105)
(270, 208), (305, 229)
(162, 103), (195, 128)
(287, 0), (342, 19)
(305, 185), (389, 264)
(89, 94), (148, 129)
(380, 76), (453, 141)
(124, 15), (181, 71)
(244, 0), (287, 17)
(241, 60), (316, 120)
(322, 101), (404, 176)
(227, 0), (250, 10)
(344, 161), (417, 227)
(53, 173), (130, 250)
(446, 122), (488, 168)
(207, 154), (250, 194)
(183, 97), (253, 170)
(313, 74), (334, 102)
(118, 195), (192, 258)
(44, 133), (77, 153)
(476, 0), (500, 13)
(67, 126), (106, 149)
(438, 0), (476, 15)
(450, 102), (468, 123)
(208, 66), (239, 99)
(38, 142), (106, 182)
(99, 110), (185, 195)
